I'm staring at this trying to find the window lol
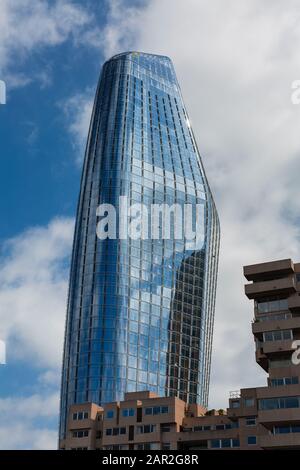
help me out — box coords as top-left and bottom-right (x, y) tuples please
(215, 424), (224, 431)
(269, 359), (291, 368)
(136, 443), (158, 450)
(106, 427), (126, 436)
(247, 436), (257, 445)
(144, 406), (169, 415)
(161, 424), (171, 432)
(273, 425), (300, 434)
(104, 444), (128, 450)
(211, 439), (239, 449)
(162, 443), (171, 450)
(211, 439), (220, 449)
(246, 416), (256, 426)
(232, 439), (240, 448)
(72, 430), (89, 438)
(231, 421), (239, 429)
(182, 427), (192, 432)
(259, 396), (300, 410)
(193, 425), (211, 432)
(231, 400), (240, 409)
(122, 408), (135, 417)
(72, 411), (89, 420)
(221, 439), (231, 448)
(271, 377), (299, 386)
(258, 313), (291, 322)
(263, 330), (293, 342)
(244, 398), (255, 407)
(137, 424), (156, 434)
(257, 298), (288, 314)
(106, 410), (114, 419)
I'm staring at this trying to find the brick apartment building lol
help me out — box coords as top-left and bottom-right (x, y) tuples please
(59, 258), (300, 450)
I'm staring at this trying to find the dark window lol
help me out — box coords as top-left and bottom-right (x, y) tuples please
(232, 439), (240, 448)
(247, 436), (257, 445)
(244, 398), (255, 407)
(162, 443), (171, 450)
(231, 400), (240, 408)
(211, 440), (220, 449)
(246, 416), (256, 426)
(222, 439), (231, 448)
(161, 424), (171, 432)
(129, 425), (134, 441)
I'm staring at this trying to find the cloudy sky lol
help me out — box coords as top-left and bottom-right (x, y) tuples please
(1, 0), (300, 449)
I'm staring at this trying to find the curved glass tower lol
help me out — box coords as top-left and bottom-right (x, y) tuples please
(59, 52), (220, 439)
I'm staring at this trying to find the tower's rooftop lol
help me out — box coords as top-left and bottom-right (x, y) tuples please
(108, 51), (171, 62)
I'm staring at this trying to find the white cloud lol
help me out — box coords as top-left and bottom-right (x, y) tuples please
(0, 217), (74, 369)
(0, 392), (59, 419)
(61, 89), (94, 163)
(0, 424), (57, 450)
(0, 392), (59, 449)
(100, 0), (300, 407)
(0, 0), (101, 87)
(0, 217), (74, 449)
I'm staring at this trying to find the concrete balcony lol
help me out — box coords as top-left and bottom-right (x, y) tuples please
(255, 348), (268, 371)
(252, 316), (300, 334)
(245, 277), (296, 300)
(260, 432), (300, 449)
(255, 339), (294, 371)
(227, 405), (257, 419)
(256, 385), (300, 399)
(258, 408), (300, 426)
(178, 428), (239, 442)
(261, 339), (294, 355)
(288, 295), (300, 312)
(244, 259), (294, 282)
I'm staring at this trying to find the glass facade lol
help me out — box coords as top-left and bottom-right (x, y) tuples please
(59, 52), (220, 439)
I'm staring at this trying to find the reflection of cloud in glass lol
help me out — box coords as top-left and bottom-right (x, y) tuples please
(0, 80), (6, 105)
(0, 340), (6, 365)
(166, 250), (207, 404)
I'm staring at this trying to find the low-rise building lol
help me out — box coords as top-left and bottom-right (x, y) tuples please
(59, 258), (300, 450)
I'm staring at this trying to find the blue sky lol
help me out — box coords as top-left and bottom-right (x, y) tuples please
(1, 0), (300, 449)
(0, 0), (113, 449)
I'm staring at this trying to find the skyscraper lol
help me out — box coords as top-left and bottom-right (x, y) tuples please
(59, 52), (220, 440)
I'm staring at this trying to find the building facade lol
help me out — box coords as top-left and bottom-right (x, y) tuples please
(60, 258), (300, 450)
(59, 52), (220, 440)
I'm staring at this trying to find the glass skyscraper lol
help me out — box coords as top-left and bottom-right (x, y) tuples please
(59, 52), (220, 439)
